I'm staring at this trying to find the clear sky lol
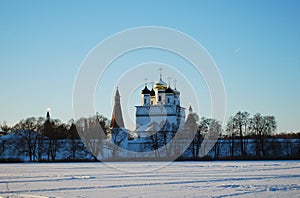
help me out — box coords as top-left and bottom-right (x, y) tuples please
(0, 1), (299, 132)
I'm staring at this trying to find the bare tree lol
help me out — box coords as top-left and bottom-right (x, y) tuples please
(35, 117), (47, 161)
(43, 119), (63, 161)
(249, 113), (277, 157)
(160, 120), (172, 157)
(76, 115), (109, 161)
(185, 113), (199, 159)
(232, 111), (250, 156)
(148, 121), (161, 158)
(67, 120), (81, 160)
(198, 117), (212, 158)
(208, 120), (222, 159)
(226, 116), (237, 158)
(51, 123), (68, 160)
(13, 117), (43, 162)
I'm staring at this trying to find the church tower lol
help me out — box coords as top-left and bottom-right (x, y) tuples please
(110, 87), (128, 150)
(46, 108), (50, 121)
(43, 108), (53, 137)
(110, 87), (125, 129)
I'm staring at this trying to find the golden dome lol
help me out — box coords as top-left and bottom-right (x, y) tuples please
(154, 79), (167, 90)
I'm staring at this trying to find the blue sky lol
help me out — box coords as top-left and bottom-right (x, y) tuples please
(0, 1), (299, 132)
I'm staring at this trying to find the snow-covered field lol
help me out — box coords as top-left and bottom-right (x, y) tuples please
(0, 161), (299, 197)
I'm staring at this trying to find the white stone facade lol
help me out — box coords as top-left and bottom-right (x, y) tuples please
(135, 75), (185, 137)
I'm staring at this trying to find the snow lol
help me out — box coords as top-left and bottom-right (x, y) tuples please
(0, 161), (299, 197)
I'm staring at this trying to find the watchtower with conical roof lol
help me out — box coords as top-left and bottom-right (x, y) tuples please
(110, 87), (125, 129)
(110, 87), (128, 150)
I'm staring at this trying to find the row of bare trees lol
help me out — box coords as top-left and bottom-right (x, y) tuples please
(226, 111), (277, 157)
(0, 115), (110, 162)
(175, 111), (294, 159)
(145, 114), (222, 160)
(1, 111), (299, 161)
(183, 111), (299, 160)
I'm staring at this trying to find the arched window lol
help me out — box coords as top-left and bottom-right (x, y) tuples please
(167, 98), (170, 104)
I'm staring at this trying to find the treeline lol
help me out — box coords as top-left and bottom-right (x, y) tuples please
(0, 115), (110, 162)
(184, 111), (300, 160)
(0, 111), (300, 162)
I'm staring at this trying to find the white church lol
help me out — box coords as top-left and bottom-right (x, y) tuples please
(135, 73), (186, 138)
(110, 72), (186, 140)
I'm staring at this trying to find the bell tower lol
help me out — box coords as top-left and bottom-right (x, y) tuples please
(110, 87), (125, 129)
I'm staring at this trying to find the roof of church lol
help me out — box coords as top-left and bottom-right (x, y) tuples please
(156, 78), (167, 85)
(141, 86), (151, 94)
(115, 87), (120, 97)
(46, 110), (50, 120)
(173, 88), (180, 96)
(165, 86), (174, 94)
(154, 77), (168, 90)
(150, 88), (155, 96)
